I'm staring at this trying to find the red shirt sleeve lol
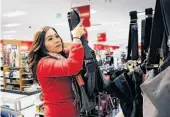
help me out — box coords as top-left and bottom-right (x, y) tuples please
(37, 43), (84, 77)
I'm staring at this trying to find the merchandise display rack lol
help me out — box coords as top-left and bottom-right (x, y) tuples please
(1, 96), (25, 117)
(0, 91), (38, 117)
(0, 41), (4, 90)
(1, 40), (39, 94)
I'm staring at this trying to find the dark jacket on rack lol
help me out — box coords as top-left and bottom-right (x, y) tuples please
(107, 66), (143, 117)
(144, 16), (153, 53)
(127, 20), (139, 60)
(141, 20), (146, 62)
(147, 0), (170, 64)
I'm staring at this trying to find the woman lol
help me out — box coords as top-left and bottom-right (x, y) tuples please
(28, 22), (85, 117)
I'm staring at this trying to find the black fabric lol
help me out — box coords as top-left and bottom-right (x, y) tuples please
(107, 66), (143, 117)
(85, 61), (97, 97)
(130, 11), (138, 20)
(68, 11), (93, 60)
(144, 16), (153, 53)
(161, 32), (169, 58)
(127, 20), (139, 60)
(72, 76), (82, 109)
(110, 69), (128, 81)
(67, 10), (105, 112)
(141, 20), (146, 62)
(147, 0), (170, 65)
(145, 8), (153, 16)
(160, 0), (170, 36)
(160, 0), (170, 56)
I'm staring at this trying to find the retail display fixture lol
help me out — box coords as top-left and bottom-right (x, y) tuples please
(1, 40), (37, 94)
(0, 41), (4, 90)
(0, 92), (37, 117)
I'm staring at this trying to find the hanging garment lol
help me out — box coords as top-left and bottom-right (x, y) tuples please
(161, 32), (169, 59)
(160, 0), (170, 36)
(141, 66), (170, 117)
(147, 0), (170, 65)
(127, 20), (139, 60)
(141, 20), (146, 62)
(110, 69), (128, 81)
(107, 66), (143, 117)
(144, 16), (153, 53)
(67, 10), (105, 112)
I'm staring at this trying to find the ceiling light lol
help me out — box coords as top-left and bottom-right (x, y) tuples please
(3, 35), (15, 38)
(3, 10), (28, 17)
(90, 9), (96, 14)
(3, 23), (20, 27)
(3, 31), (17, 34)
(2, 37), (15, 39)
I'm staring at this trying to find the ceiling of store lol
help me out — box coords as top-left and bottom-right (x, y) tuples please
(1, 0), (156, 47)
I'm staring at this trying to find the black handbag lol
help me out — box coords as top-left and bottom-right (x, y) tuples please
(67, 10), (106, 112)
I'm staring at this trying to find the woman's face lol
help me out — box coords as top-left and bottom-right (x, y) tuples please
(45, 28), (63, 53)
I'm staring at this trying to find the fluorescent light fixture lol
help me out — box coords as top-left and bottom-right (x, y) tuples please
(3, 23), (20, 27)
(90, 9), (96, 14)
(2, 37), (15, 39)
(3, 35), (15, 38)
(3, 10), (28, 17)
(3, 31), (17, 34)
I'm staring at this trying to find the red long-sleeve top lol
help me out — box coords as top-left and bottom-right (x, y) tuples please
(36, 42), (84, 117)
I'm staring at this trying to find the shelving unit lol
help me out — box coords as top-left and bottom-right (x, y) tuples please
(0, 41), (4, 90)
(1, 40), (22, 91)
(1, 40), (38, 94)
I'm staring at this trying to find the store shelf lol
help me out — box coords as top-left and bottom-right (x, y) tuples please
(22, 78), (34, 81)
(1, 88), (41, 95)
(22, 86), (31, 88)
(22, 84), (32, 87)
(6, 83), (20, 85)
(22, 73), (32, 75)
(5, 77), (20, 79)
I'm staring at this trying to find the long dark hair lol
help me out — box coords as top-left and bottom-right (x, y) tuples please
(28, 26), (65, 82)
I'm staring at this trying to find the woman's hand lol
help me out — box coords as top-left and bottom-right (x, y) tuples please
(71, 21), (85, 39)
